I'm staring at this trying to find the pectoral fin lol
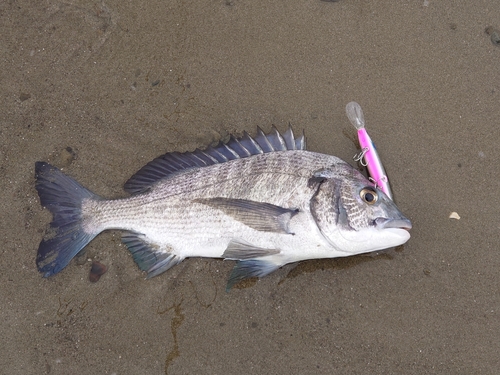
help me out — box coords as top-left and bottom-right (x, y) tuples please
(194, 197), (298, 234)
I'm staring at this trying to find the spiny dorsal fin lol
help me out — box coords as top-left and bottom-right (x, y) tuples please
(124, 125), (306, 195)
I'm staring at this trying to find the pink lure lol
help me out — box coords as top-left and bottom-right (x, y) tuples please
(346, 102), (393, 200)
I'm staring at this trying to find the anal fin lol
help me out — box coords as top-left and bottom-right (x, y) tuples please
(121, 231), (182, 278)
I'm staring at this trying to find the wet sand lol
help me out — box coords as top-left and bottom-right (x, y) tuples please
(1, 0), (499, 373)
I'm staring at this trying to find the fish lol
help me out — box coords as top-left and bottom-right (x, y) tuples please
(34, 126), (412, 290)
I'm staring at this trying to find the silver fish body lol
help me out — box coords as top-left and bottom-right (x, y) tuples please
(35, 127), (411, 289)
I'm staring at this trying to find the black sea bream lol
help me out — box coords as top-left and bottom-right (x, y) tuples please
(35, 127), (411, 289)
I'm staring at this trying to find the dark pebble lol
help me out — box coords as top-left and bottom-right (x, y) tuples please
(89, 261), (107, 282)
(491, 31), (500, 46)
(59, 146), (77, 167)
(485, 26), (500, 46)
(19, 93), (31, 101)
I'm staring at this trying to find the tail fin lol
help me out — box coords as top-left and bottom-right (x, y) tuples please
(35, 162), (101, 277)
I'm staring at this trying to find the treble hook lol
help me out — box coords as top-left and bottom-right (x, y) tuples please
(368, 176), (377, 188)
(368, 176), (389, 190)
(353, 147), (369, 167)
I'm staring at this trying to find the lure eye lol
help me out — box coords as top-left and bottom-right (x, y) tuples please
(360, 188), (378, 205)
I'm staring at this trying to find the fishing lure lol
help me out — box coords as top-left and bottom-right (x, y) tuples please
(346, 101), (393, 200)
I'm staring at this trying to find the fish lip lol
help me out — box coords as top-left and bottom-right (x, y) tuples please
(374, 217), (412, 231)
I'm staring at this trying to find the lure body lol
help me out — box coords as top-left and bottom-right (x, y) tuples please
(346, 102), (393, 200)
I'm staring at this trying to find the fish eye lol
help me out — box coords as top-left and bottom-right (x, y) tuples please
(360, 188), (378, 205)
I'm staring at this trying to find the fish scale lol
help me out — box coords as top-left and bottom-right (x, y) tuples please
(34, 126), (411, 289)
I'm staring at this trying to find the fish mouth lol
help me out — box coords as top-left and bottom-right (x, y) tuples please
(374, 217), (412, 231)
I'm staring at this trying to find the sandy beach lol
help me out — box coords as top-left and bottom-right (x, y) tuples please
(1, 0), (499, 373)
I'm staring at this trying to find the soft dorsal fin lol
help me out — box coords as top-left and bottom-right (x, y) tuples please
(124, 125), (306, 194)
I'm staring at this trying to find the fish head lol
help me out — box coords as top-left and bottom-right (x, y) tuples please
(310, 164), (411, 255)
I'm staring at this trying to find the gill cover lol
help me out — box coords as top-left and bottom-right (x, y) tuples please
(308, 166), (411, 254)
(308, 169), (349, 246)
